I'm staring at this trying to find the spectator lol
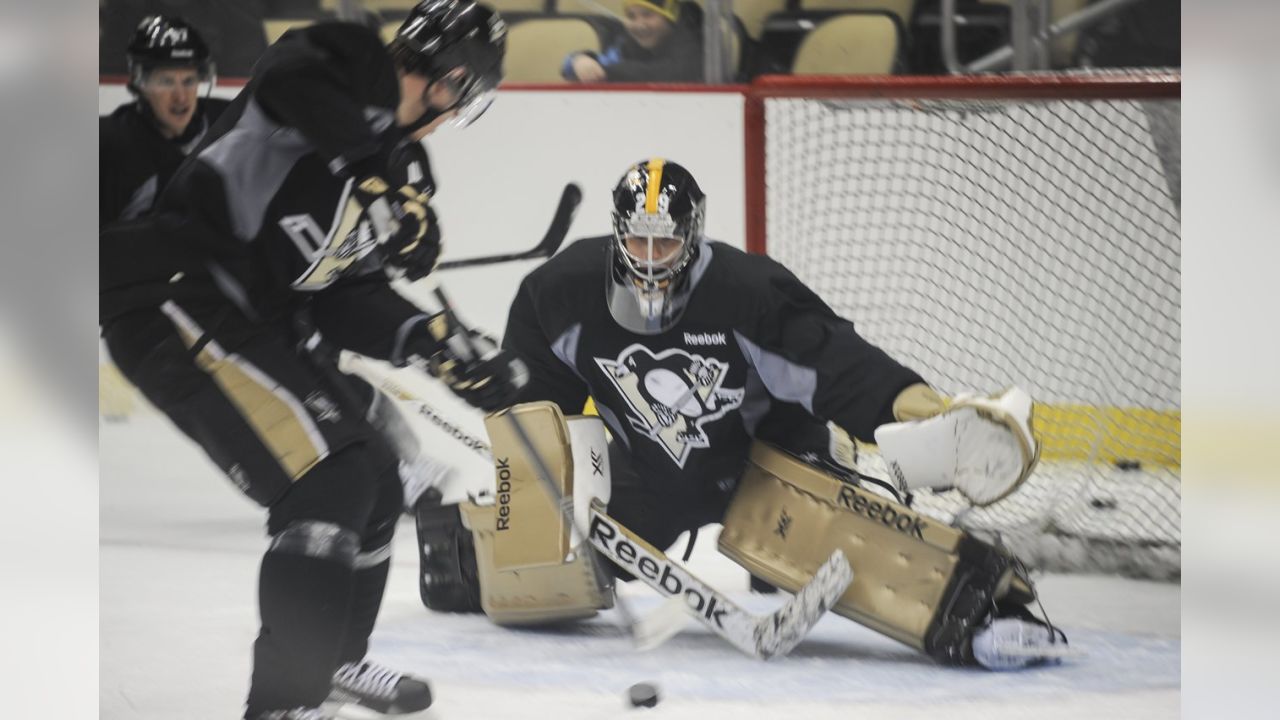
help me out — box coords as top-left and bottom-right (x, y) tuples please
(562, 0), (703, 83)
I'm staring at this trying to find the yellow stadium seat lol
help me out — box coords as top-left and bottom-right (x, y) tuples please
(569, 0), (780, 41)
(486, 0), (550, 11)
(726, 0), (786, 40)
(342, 1), (549, 15)
(791, 14), (898, 75)
(799, 0), (916, 29)
(504, 17), (601, 83)
(263, 18), (316, 45)
(380, 20), (401, 44)
(567, 0), (625, 18)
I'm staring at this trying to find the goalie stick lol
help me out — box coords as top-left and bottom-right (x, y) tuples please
(434, 183), (581, 271)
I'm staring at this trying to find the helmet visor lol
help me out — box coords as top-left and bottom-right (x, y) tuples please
(450, 86), (496, 128)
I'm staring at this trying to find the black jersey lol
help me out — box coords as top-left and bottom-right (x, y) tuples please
(99, 97), (231, 226)
(502, 237), (924, 503)
(100, 23), (436, 362)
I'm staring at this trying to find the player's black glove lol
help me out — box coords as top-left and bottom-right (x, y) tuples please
(404, 315), (528, 413)
(430, 330), (527, 412)
(349, 173), (442, 280)
(398, 204), (443, 281)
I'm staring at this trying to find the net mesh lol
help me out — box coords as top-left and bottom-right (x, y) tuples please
(760, 84), (1180, 579)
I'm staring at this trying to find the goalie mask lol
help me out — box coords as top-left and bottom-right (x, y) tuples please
(390, 0), (507, 131)
(607, 159), (706, 335)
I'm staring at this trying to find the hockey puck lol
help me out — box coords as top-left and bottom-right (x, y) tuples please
(627, 682), (660, 708)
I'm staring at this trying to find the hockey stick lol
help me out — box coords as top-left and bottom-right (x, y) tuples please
(434, 183), (581, 271)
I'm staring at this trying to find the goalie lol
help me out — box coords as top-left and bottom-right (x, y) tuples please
(418, 159), (1066, 670)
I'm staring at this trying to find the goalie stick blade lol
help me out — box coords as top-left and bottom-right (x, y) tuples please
(588, 508), (853, 660)
(752, 550), (853, 659)
(435, 182), (581, 270)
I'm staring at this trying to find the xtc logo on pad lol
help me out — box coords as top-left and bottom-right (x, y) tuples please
(774, 508), (792, 540)
(594, 344), (745, 468)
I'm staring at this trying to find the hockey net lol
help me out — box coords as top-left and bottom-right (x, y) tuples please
(745, 73), (1181, 580)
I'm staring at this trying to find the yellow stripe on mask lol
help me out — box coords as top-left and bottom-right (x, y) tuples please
(644, 158), (665, 214)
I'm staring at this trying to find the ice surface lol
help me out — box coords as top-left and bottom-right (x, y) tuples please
(101, 414), (1179, 719)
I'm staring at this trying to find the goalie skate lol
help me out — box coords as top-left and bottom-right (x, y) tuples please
(971, 617), (1077, 670)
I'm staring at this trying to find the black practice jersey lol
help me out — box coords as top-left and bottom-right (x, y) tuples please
(502, 237), (924, 503)
(99, 97), (230, 226)
(100, 23), (435, 362)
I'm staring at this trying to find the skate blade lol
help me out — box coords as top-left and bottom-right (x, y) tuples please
(324, 700), (436, 720)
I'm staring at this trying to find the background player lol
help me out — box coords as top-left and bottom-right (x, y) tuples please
(100, 14), (226, 226)
(99, 3), (519, 718)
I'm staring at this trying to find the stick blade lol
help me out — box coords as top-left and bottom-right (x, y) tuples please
(535, 182), (582, 256)
(753, 550), (854, 659)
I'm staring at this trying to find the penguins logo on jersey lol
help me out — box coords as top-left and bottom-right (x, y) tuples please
(595, 344), (745, 468)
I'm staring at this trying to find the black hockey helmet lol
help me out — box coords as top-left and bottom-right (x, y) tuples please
(389, 1), (507, 128)
(126, 15), (215, 93)
(607, 159), (708, 335)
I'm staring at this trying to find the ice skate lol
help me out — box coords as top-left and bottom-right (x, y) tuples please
(324, 659), (432, 716)
(971, 615), (1075, 670)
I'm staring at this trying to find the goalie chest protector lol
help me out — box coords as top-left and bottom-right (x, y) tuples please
(718, 443), (1021, 664)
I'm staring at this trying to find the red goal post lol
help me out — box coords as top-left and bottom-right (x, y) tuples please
(740, 72), (1181, 579)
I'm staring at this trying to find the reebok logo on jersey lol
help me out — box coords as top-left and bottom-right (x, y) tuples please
(683, 331), (727, 346)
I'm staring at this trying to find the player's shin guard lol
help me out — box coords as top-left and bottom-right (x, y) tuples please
(338, 550), (391, 666)
(338, 468), (402, 664)
(247, 521), (358, 718)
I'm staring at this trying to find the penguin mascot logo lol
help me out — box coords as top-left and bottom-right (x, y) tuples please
(595, 344), (745, 467)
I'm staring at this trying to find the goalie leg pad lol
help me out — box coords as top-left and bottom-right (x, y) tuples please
(460, 501), (612, 625)
(718, 442), (1019, 664)
(454, 402), (614, 625)
(481, 402), (575, 570)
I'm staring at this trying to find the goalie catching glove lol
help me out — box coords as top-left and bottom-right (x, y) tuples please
(399, 312), (528, 412)
(874, 384), (1040, 507)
